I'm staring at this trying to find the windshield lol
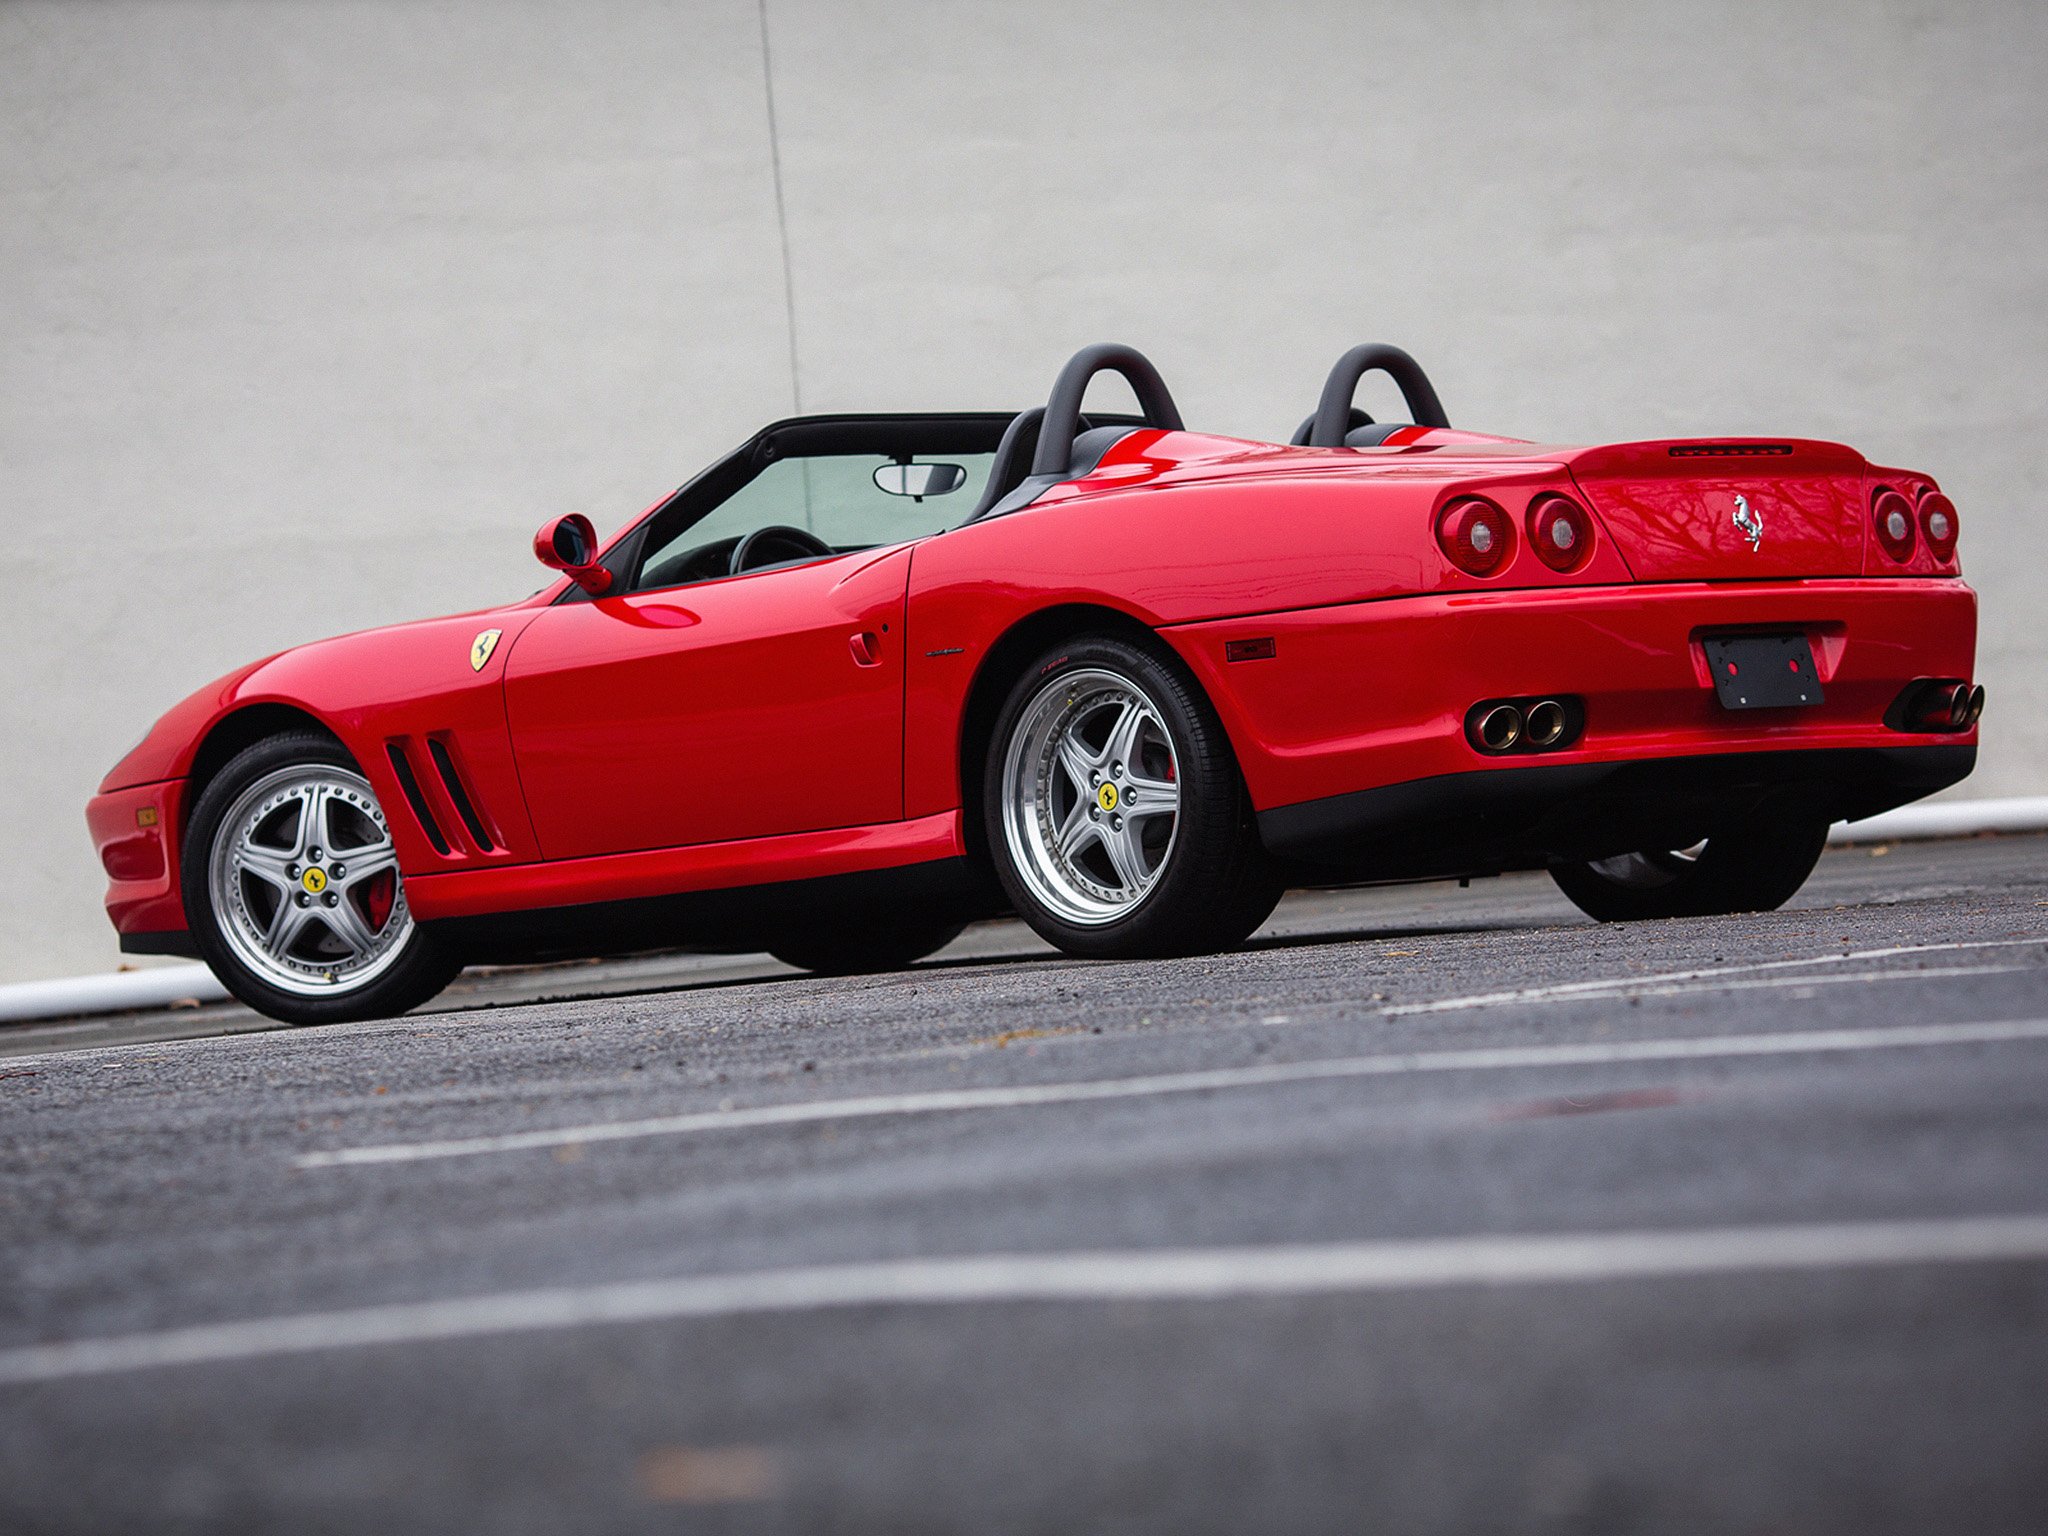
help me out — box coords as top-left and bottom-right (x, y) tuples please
(635, 451), (995, 591)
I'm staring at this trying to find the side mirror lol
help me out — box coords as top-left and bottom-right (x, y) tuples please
(533, 513), (612, 595)
(873, 462), (968, 502)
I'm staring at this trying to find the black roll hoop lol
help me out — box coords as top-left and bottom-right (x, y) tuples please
(1306, 343), (1450, 447)
(1029, 343), (1185, 477)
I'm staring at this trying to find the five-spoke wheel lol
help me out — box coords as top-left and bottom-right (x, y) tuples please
(208, 766), (411, 995)
(184, 731), (461, 1023)
(1000, 667), (1183, 926)
(984, 636), (1279, 958)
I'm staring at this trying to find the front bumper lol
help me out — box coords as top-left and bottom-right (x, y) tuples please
(86, 778), (194, 950)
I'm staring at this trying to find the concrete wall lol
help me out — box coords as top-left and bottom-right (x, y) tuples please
(4, 0), (2043, 983)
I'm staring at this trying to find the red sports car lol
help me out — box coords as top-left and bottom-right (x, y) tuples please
(87, 343), (1981, 1024)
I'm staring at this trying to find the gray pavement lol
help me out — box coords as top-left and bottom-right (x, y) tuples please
(3, 836), (2047, 1533)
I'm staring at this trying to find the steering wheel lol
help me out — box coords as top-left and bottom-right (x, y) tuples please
(729, 524), (834, 576)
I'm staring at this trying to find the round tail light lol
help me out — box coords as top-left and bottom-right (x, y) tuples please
(1527, 494), (1592, 572)
(1918, 491), (1958, 562)
(1437, 497), (1513, 577)
(1871, 488), (1916, 563)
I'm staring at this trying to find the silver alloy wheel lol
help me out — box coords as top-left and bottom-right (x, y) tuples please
(207, 764), (414, 997)
(1584, 842), (1708, 889)
(999, 667), (1182, 926)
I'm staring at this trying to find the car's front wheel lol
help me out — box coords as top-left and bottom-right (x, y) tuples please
(182, 731), (462, 1024)
(1548, 810), (1831, 922)
(984, 635), (1280, 958)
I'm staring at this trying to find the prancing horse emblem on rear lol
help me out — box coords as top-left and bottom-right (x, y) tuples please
(1733, 494), (1764, 552)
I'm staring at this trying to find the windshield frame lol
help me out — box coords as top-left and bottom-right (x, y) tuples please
(554, 413), (1024, 604)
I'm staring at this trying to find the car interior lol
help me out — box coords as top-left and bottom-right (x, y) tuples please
(562, 342), (1451, 602)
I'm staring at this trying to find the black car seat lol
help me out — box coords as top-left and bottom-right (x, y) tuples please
(967, 344), (1185, 521)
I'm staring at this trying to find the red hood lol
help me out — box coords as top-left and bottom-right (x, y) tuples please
(97, 598), (543, 793)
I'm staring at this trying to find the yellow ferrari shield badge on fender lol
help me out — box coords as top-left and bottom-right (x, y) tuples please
(470, 629), (503, 672)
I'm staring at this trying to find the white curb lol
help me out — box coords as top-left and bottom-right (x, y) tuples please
(1827, 795), (2048, 845)
(2, 798), (2043, 1027)
(0, 964), (229, 1026)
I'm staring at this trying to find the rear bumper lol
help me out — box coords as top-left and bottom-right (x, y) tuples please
(1258, 744), (1975, 878)
(1165, 577), (1978, 815)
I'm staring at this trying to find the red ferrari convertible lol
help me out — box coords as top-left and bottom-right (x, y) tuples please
(88, 343), (1981, 1024)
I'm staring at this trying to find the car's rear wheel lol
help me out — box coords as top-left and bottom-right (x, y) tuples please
(183, 731), (461, 1024)
(984, 636), (1280, 958)
(767, 915), (968, 976)
(1548, 810), (1831, 922)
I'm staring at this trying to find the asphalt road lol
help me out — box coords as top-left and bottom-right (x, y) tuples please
(4, 835), (2047, 1534)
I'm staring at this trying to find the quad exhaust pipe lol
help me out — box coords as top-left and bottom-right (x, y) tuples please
(1885, 678), (1985, 734)
(1952, 683), (1986, 730)
(1524, 699), (1569, 748)
(1476, 704), (1523, 751)
(1467, 696), (1581, 755)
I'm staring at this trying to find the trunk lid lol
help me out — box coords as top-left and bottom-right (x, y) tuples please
(1565, 439), (1869, 581)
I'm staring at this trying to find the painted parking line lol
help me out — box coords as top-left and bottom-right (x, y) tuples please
(294, 1015), (2048, 1170)
(1397, 962), (2030, 1009)
(1381, 936), (2048, 1017)
(5, 1212), (2046, 1386)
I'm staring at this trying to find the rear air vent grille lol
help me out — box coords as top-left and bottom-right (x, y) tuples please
(385, 742), (451, 856)
(1668, 443), (1795, 458)
(427, 737), (497, 853)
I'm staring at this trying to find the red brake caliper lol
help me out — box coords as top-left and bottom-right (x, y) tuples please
(361, 870), (397, 932)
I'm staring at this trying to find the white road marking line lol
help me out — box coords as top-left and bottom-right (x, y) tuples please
(5, 1213), (2046, 1385)
(1381, 936), (2048, 1016)
(294, 1016), (2048, 1170)
(1500, 962), (2030, 1005)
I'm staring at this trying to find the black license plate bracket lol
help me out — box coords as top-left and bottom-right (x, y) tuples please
(1702, 633), (1823, 710)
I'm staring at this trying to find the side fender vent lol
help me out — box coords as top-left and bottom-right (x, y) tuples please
(427, 737), (498, 853)
(385, 742), (451, 856)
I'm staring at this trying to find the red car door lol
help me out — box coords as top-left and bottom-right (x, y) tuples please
(502, 545), (911, 861)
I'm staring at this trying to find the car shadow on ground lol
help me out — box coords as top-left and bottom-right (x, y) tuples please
(1241, 919), (1564, 953)
(422, 917), (1560, 1018)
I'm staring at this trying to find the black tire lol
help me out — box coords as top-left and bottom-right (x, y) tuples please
(1549, 810), (1831, 922)
(982, 634), (1281, 959)
(182, 730), (463, 1025)
(767, 914), (969, 976)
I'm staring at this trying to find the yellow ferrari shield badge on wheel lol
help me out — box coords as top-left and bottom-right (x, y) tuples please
(1097, 782), (1119, 812)
(469, 629), (503, 672)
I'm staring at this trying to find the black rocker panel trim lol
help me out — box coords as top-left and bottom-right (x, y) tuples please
(422, 856), (1006, 967)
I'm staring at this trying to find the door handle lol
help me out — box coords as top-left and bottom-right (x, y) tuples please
(848, 631), (881, 667)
